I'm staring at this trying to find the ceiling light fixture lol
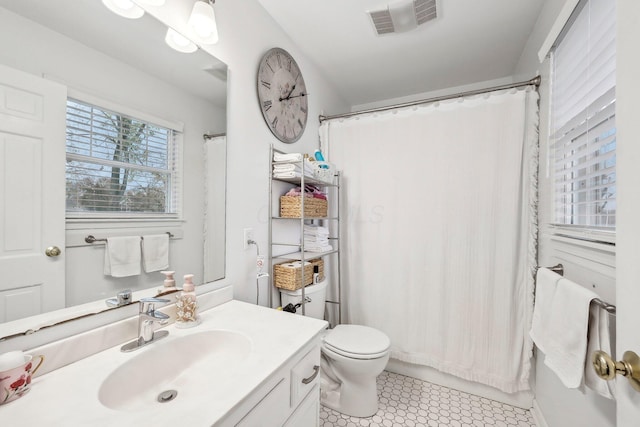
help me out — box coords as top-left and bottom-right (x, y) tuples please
(137, 0), (166, 5)
(188, 0), (219, 45)
(101, 0), (145, 19)
(165, 28), (198, 53)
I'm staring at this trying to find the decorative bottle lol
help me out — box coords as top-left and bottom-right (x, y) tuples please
(158, 271), (177, 294)
(175, 274), (200, 328)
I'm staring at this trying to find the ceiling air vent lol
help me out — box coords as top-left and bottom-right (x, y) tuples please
(368, 0), (437, 35)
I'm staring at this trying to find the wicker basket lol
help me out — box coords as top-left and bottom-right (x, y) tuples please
(280, 196), (328, 218)
(274, 258), (325, 290)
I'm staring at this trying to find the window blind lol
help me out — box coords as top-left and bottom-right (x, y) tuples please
(65, 98), (180, 216)
(551, 0), (616, 229)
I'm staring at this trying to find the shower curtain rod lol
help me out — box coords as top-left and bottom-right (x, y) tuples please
(318, 75), (541, 123)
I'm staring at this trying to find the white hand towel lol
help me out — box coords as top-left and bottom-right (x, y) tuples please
(273, 152), (303, 162)
(273, 164), (298, 172)
(273, 171), (300, 178)
(541, 277), (599, 388)
(584, 303), (616, 399)
(530, 267), (563, 354)
(104, 236), (141, 277)
(142, 234), (170, 273)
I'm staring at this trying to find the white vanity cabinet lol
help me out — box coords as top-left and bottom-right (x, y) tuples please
(220, 340), (322, 426)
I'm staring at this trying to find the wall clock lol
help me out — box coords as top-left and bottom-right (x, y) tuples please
(257, 47), (308, 143)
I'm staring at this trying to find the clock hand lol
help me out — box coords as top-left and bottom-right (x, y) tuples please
(286, 93), (307, 99)
(279, 84), (297, 102)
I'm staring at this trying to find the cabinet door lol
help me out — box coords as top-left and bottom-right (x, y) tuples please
(290, 345), (321, 408)
(284, 385), (320, 427)
(236, 378), (289, 427)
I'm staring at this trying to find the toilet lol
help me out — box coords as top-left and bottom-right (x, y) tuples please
(280, 281), (391, 418)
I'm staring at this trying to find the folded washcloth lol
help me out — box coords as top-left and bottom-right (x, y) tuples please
(273, 152), (303, 162)
(142, 234), (170, 273)
(584, 302), (616, 399)
(104, 236), (141, 277)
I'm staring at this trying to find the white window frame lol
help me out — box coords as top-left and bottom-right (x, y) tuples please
(64, 89), (184, 224)
(547, 0), (616, 246)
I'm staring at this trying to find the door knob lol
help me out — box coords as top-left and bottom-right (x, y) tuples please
(592, 350), (640, 392)
(45, 246), (61, 257)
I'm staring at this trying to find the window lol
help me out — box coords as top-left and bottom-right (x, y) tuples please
(65, 98), (180, 217)
(551, 0), (616, 232)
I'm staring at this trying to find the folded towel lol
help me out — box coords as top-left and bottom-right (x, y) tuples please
(273, 171), (300, 179)
(304, 244), (333, 253)
(104, 236), (141, 277)
(142, 234), (170, 273)
(532, 274), (599, 388)
(584, 302), (616, 399)
(273, 152), (303, 162)
(304, 225), (329, 236)
(273, 164), (299, 172)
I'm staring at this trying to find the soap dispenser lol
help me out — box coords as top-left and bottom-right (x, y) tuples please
(158, 271), (177, 294)
(175, 274), (200, 328)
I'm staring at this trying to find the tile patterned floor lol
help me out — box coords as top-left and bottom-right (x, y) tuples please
(319, 371), (536, 427)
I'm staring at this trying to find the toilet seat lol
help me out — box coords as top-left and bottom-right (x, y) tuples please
(323, 325), (390, 360)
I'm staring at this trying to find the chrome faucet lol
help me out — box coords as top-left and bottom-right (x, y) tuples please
(121, 297), (170, 352)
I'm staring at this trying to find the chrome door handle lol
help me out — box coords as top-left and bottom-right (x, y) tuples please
(593, 350), (640, 392)
(302, 365), (320, 384)
(45, 246), (62, 257)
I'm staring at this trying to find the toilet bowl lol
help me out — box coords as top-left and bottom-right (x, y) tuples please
(320, 324), (390, 417)
(280, 282), (391, 418)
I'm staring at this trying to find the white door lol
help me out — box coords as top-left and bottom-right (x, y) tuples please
(615, 1), (640, 424)
(0, 64), (66, 322)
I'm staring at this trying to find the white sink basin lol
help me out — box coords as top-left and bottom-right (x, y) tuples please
(98, 330), (252, 411)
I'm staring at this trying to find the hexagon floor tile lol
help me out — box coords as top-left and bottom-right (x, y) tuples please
(320, 371), (536, 427)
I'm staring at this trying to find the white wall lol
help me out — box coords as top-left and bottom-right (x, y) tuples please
(0, 8), (225, 306)
(143, 0), (350, 305)
(514, 1), (616, 426)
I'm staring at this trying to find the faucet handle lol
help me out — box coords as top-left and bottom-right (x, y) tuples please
(139, 297), (170, 313)
(105, 289), (132, 307)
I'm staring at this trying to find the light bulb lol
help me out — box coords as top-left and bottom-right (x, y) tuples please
(101, 0), (144, 19)
(188, 1), (219, 45)
(165, 28), (198, 54)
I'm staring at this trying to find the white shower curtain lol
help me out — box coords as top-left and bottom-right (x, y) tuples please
(321, 87), (539, 393)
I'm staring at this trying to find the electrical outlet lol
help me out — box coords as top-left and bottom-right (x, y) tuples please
(243, 228), (254, 250)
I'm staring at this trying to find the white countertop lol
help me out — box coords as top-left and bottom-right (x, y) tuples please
(0, 300), (327, 426)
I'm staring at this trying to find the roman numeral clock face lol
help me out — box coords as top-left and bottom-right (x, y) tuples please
(257, 48), (308, 143)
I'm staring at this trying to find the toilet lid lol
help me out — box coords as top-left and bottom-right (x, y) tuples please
(323, 325), (390, 357)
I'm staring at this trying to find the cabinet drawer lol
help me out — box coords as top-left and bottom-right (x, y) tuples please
(290, 344), (321, 408)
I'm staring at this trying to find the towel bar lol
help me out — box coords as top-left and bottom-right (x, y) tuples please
(85, 232), (174, 244)
(539, 263), (616, 315)
(593, 298), (616, 314)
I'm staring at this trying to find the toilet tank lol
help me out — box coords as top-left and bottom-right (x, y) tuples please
(280, 279), (328, 319)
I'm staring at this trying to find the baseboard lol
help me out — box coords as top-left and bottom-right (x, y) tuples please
(530, 399), (548, 427)
(385, 358), (534, 409)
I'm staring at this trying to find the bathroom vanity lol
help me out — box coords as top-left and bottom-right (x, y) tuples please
(0, 290), (327, 426)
